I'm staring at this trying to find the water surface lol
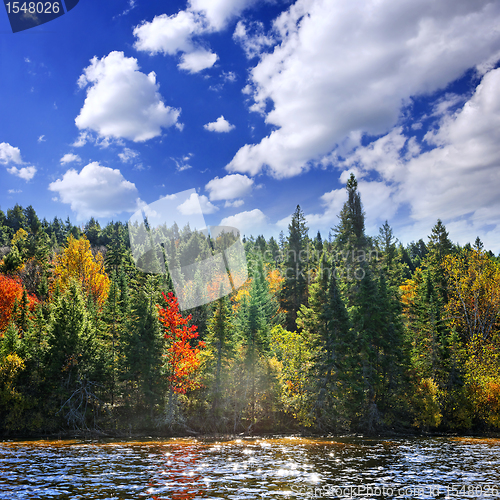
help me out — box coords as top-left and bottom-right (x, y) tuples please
(1, 436), (499, 499)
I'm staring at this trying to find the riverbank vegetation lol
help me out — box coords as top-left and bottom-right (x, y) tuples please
(1, 175), (499, 436)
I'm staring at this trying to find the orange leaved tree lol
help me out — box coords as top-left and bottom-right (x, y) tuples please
(0, 274), (38, 333)
(157, 292), (205, 394)
(53, 235), (110, 309)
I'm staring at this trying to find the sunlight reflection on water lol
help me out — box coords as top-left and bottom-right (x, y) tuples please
(0, 436), (499, 499)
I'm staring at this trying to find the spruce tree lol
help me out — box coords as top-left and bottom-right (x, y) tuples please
(206, 291), (234, 425)
(281, 205), (309, 330)
(123, 277), (165, 422)
(297, 254), (351, 430)
(47, 281), (103, 429)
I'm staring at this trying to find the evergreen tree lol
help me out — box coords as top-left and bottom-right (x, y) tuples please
(123, 277), (165, 422)
(84, 217), (102, 246)
(297, 254), (351, 430)
(206, 292), (235, 425)
(335, 173), (366, 246)
(281, 205), (309, 330)
(6, 204), (27, 234)
(47, 281), (104, 429)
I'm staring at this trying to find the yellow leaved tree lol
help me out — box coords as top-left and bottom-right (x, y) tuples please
(443, 248), (500, 343)
(52, 235), (110, 309)
(443, 248), (500, 428)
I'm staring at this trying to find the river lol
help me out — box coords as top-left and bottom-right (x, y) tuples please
(0, 436), (499, 499)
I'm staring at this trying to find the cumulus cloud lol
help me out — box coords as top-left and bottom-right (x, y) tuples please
(60, 153), (81, 165)
(178, 49), (218, 73)
(226, 0), (500, 179)
(0, 142), (22, 165)
(48, 161), (140, 220)
(335, 67), (500, 251)
(189, 0), (259, 31)
(205, 173), (253, 200)
(133, 0), (258, 72)
(204, 115), (235, 133)
(220, 208), (267, 235)
(177, 193), (219, 215)
(7, 166), (36, 181)
(75, 51), (181, 142)
(133, 11), (200, 56)
(1, 142), (36, 180)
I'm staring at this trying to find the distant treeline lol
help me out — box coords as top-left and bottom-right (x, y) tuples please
(0, 174), (499, 436)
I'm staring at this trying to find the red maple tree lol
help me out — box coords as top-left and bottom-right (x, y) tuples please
(157, 292), (205, 394)
(0, 274), (38, 332)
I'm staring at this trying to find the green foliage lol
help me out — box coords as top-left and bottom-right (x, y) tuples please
(281, 205), (309, 330)
(0, 201), (499, 436)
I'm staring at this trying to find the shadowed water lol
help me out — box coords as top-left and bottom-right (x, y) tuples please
(0, 436), (499, 499)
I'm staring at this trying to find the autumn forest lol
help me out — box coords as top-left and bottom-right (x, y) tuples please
(1, 174), (499, 437)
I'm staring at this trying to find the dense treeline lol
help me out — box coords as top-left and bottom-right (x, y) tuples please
(1, 175), (500, 436)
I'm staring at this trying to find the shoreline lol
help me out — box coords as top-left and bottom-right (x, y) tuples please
(2, 428), (500, 442)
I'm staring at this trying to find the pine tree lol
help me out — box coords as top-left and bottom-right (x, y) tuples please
(426, 219), (454, 303)
(333, 174), (373, 308)
(47, 281), (104, 429)
(104, 222), (129, 274)
(206, 291), (235, 424)
(123, 278), (165, 422)
(335, 173), (366, 246)
(281, 205), (309, 330)
(297, 254), (351, 430)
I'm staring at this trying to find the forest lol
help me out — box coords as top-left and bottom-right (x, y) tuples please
(0, 174), (499, 436)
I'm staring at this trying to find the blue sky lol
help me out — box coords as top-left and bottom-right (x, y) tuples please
(2, 0), (500, 251)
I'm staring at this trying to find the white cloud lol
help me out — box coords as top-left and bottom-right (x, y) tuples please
(1, 142), (36, 181)
(172, 154), (193, 172)
(403, 68), (500, 224)
(227, 0), (500, 179)
(118, 148), (139, 163)
(48, 161), (140, 220)
(7, 166), (36, 181)
(204, 115), (235, 133)
(233, 20), (275, 59)
(220, 208), (267, 235)
(225, 199), (244, 208)
(205, 173), (253, 200)
(188, 0), (259, 31)
(72, 131), (90, 147)
(0, 142), (22, 164)
(133, 11), (200, 56)
(133, 0), (258, 72)
(75, 51), (181, 142)
(177, 193), (219, 215)
(60, 153), (81, 165)
(116, 0), (136, 17)
(8, 189), (22, 194)
(223, 71), (237, 82)
(335, 67), (500, 251)
(178, 49), (218, 73)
